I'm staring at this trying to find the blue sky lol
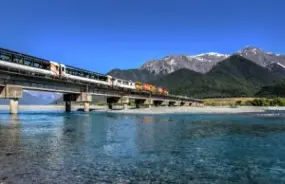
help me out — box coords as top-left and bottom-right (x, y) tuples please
(0, 0), (284, 73)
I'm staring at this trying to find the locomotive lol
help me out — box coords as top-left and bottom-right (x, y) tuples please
(0, 47), (168, 95)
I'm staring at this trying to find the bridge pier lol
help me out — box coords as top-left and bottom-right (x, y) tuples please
(181, 102), (190, 106)
(107, 96), (129, 110)
(0, 85), (23, 114)
(65, 101), (71, 112)
(135, 102), (140, 108)
(169, 101), (175, 107)
(161, 100), (169, 106)
(174, 101), (181, 106)
(10, 99), (19, 114)
(134, 98), (153, 108)
(63, 93), (92, 112)
(84, 102), (90, 112)
(108, 103), (113, 110)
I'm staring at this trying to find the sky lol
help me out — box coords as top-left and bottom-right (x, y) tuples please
(0, 0), (285, 74)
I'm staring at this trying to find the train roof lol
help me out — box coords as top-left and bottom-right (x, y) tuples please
(65, 65), (108, 77)
(0, 47), (50, 64)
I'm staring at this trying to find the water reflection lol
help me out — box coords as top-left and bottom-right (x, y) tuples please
(1, 112), (285, 183)
(0, 114), (20, 155)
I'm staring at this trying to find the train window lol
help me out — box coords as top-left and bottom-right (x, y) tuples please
(0, 53), (11, 61)
(13, 56), (23, 64)
(118, 80), (121, 83)
(99, 76), (107, 81)
(41, 63), (48, 69)
(24, 59), (32, 66)
(34, 62), (40, 68)
(56, 66), (59, 70)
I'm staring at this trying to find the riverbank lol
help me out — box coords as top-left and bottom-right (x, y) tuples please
(109, 106), (285, 114)
(0, 105), (285, 114)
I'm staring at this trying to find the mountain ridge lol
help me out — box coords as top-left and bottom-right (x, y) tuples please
(150, 55), (285, 98)
(139, 46), (285, 75)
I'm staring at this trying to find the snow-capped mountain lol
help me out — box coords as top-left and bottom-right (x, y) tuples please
(140, 46), (285, 75)
(140, 52), (230, 75)
(0, 91), (62, 105)
(237, 46), (285, 67)
(24, 90), (62, 104)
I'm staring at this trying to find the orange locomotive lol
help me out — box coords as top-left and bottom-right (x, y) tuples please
(135, 82), (168, 96)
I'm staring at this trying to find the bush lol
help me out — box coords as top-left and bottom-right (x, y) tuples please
(271, 98), (285, 106)
(245, 98), (285, 106)
(235, 100), (242, 106)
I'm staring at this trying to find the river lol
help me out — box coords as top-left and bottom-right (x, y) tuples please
(1, 110), (285, 183)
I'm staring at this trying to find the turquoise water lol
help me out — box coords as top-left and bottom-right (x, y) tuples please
(1, 110), (285, 183)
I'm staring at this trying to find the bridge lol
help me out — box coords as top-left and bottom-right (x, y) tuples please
(0, 68), (203, 114)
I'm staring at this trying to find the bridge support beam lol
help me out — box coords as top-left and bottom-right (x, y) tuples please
(65, 101), (71, 112)
(169, 101), (175, 107)
(123, 103), (128, 109)
(181, 102), (190, 106)
(10, 99), (19, 114)
(63, 93), (92, 112)
(161, 100), (169, 106)
(0, 85), (23, 114)
(174, 101), (181, 106)
(107, 96), (129, 110)
(108, 103), (113, 110)
(135, 98), (153, 108)
(135, 102), (140, 108)
(153, 101), (162, 107)
(84, 102), (90, 112)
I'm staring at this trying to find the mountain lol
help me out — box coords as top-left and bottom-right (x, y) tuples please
(52, 95), (105, 105)
(266, 62), (285, 77)
(140, 53), (229, 75)
(152, 55), (284, 98)
(24, 90), (61, 104)
(107, 69), (157, 83)
(0, 90), (61, 105)
(138, 46), (285, 75)
(237, 46), (285, 67)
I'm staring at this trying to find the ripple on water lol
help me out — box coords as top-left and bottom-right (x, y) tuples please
(1, 112), (285, 183)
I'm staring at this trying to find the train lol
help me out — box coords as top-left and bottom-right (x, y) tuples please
(0, 48), (169, 96)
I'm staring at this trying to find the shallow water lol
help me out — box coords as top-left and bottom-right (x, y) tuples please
(1, 110), (285, 183)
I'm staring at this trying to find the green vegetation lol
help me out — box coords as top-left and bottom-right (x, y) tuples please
(245, 98), (285, 106)
(256, 83), (285, 97)
(204, 97), (285, 106)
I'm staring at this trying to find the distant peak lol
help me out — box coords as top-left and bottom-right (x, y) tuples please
(237, 46), (264, 55)
(194, 52), (228, 57)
